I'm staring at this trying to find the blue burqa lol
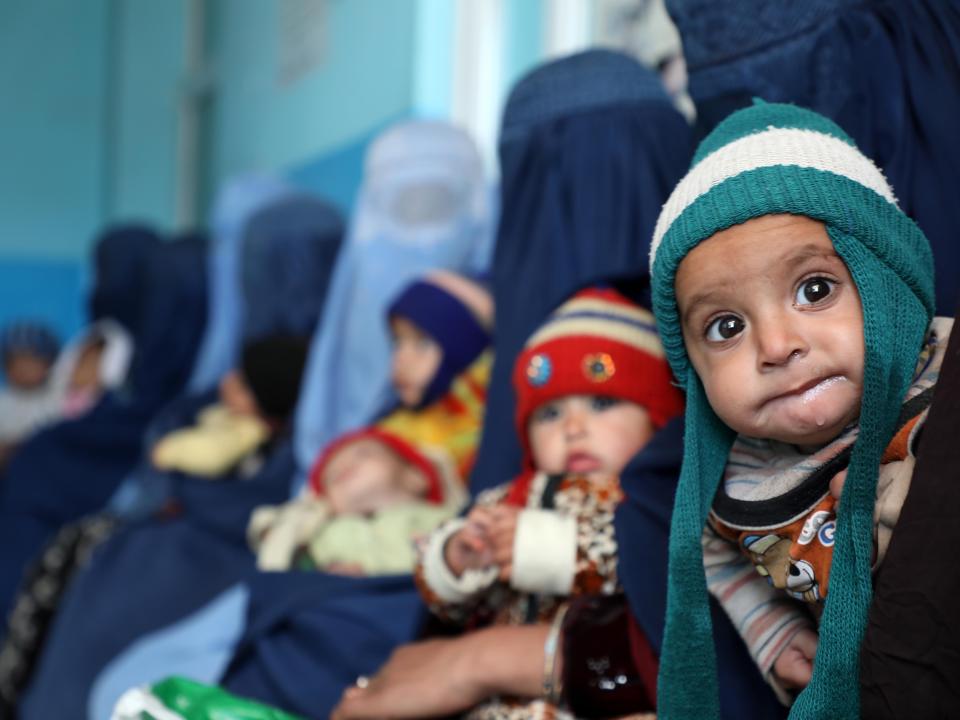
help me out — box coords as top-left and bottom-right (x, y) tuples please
(187, 175), (293, 393)
(87, 224), (162, 334)
(239, 193), (345, 344)
(666, 0), (960, 315)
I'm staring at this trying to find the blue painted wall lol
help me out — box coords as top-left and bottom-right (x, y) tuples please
(412, 0), (455, 118)
(110, 0), (186, 226)
(503, 0), (545, 93)
(0, 0), (110, 345)
(203, 0), (422, 212)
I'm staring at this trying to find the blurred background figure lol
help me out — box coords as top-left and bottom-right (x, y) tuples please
(0, 321), (61, 464)
(0, 323), (60, 394)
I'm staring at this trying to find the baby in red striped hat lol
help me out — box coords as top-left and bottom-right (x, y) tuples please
(415, 286), (683, 719)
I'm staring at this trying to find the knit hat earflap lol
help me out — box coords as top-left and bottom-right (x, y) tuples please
(649, 101), (935, 720)
(512, 287), (683, 468)
(388, 270), (493, 408)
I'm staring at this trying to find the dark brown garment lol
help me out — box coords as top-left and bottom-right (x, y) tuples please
(860, 309), (960, 719)
(561, 593), (656, 718)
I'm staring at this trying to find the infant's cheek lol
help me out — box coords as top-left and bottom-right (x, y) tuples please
(708, 396), (754, 436)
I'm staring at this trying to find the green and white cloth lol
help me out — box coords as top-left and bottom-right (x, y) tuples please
(112, 676), (303, 720)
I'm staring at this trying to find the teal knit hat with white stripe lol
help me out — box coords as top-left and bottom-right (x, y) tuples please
(650, 100), (934, 720)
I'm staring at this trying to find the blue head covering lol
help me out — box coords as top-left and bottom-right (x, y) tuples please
(294, 119), (493, 473)
(187, 175), (293, 392)
(666, 0), (960, 315)
(240, 194), (344, 344)
(88, 224), (162, 334)
(470, 49), (693, 492)
(124, 233), (211, 402)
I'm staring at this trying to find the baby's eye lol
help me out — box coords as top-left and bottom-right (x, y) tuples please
(795, 277), (835, 306)
(531, 403), (561, 424)
(589, 396), (620, 412)
(705, 315), (744, 342)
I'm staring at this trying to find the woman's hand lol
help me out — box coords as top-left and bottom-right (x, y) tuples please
(331, 625), (552, 719)
(331, 637), (490, 719)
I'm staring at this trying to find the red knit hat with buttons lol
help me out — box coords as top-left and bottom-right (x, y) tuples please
(307, 427), (445, 504)
(512, 287), (684, 467)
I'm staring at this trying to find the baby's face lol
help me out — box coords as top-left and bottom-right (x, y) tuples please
(5, 351), (53, 390)
(219, 370), (260, 418)
(528, 395), (654, 479)
(69, 339), (106, 392)
(675, 214), (864, 446)
(390, 317), (442, 407)
(322, 437), (427, 515)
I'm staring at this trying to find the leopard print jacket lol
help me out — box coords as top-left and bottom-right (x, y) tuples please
(415, 471), (623, 719)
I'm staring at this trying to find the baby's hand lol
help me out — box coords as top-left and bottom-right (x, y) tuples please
(772, 627), (818, 690)
(471, 505), (520, 582)
(150, 439), (171, 470)
(325, 561), (367, 577)
(444, 516), (494, 577)
(829, 469), (847, 501)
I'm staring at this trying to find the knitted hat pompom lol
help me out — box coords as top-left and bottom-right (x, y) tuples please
(649, 101), (934, 720)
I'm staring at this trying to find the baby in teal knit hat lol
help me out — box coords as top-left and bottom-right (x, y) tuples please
(649, 100), (952, 719)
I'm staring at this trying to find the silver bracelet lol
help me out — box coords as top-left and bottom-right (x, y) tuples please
(542, 603), (570, 705)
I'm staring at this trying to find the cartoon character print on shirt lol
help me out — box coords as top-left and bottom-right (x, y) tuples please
(738, 494), (838, 604)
